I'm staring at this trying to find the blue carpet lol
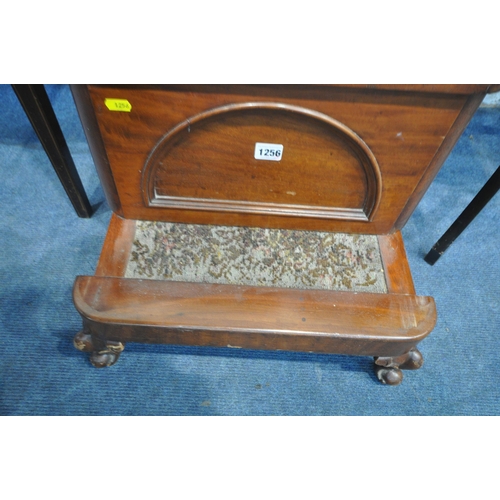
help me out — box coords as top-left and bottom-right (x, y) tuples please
(1, 84), (499, 415)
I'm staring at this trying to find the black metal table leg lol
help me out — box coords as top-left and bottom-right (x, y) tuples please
(425, 165), (500, 265)
(12, 84), (93, 218)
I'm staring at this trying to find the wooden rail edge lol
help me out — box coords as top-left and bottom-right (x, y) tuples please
(73, 276), (436, 357)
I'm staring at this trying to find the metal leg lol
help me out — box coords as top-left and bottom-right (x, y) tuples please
(425, 165), (500, 265)
(12, 84), (93, 218)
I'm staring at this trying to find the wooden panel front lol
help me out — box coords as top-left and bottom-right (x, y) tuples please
(85, 85), (470, 233)
(144, 102), (381, 221)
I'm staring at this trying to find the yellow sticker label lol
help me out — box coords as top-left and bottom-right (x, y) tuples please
(104, 98), (132, 112)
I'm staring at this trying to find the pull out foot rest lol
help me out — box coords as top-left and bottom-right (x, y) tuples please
(73, 215), (436, 385)
(70, 84), (496, 386)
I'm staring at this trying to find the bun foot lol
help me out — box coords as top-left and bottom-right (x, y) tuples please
(74, 331), (125, 367)
(74, 331), (94, 352)
(90, 341), (125, 368)
(375, 366), (404, 386)
(90, 348), (122, 368)
(398, 347), (423, 370)
(374, 347), (424, 385)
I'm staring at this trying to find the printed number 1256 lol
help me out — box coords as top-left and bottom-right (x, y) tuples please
(254, 143), (284, 162)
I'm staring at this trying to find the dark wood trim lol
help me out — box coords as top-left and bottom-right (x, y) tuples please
(87, 84), (496, 95)
(322, 84), (494, 95)
(12, 84), (92, 218)
(70, 84), (123, 215)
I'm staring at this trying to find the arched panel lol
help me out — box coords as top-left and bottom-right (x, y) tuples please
(142, 102), (382, 221)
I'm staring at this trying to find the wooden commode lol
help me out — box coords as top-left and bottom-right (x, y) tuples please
(71, 84), (498, 385)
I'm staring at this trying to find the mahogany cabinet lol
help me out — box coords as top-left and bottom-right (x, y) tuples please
(71, 84), (498, 385)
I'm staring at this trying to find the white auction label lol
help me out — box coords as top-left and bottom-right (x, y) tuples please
(254, 143), (284, 161)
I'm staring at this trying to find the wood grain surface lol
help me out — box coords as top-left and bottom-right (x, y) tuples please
(75, 84), (488, 234)
(144, 102), (382, 222)
(74, 275), (436, 357)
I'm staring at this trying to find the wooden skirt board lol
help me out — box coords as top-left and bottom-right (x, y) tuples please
(71, 84), (499, 385)
(74, 215), (435, 386)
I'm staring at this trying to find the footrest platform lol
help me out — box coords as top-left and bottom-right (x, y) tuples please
(74, 275), (436, 358)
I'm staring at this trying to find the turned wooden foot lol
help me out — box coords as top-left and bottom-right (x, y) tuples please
(398, 347), (424, 370)
(375, 366), (404, 386)
(89, 345), (124, 368)
(374, 348), (423, 386)
(73, 331), (94, 352)
(74, 331), (125, 368)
